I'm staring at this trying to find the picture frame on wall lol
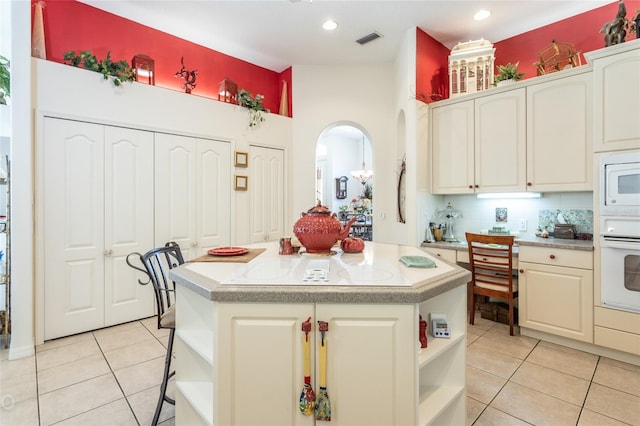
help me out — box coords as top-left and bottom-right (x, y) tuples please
(234, 175), (248, 190)
(234, 151), (248, 167)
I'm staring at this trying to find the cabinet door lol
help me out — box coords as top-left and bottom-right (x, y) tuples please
(103, 126), (155, 326)
(519, 261), (593, 343)
(43, 118), (105, 339)
(216, 303), (313, 426)
(250, 145), (285, 243)
(194, 139), (231, 256)
(527, 73), (592, 191)
(593, 48), (640, 152)
(475, 88), (526, 192)
(154, 133), (197, 258)
(431, 101), (474, 194)
(315, 303), (416, 426)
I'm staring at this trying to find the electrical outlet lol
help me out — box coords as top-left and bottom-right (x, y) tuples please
(519, 219), (527, 231)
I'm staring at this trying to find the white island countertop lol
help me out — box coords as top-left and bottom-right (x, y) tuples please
(170, 241), (471, 304)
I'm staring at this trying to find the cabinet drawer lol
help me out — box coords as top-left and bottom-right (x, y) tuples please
(457, 250), (519, 270)
(594, 326), (640, 356)
(594, 306), (640, 334)
(421, 247), (456, 264)
(519, 246), (592, 269)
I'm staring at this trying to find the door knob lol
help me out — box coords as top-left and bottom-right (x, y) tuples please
(104, 249), (113, 257)
(192, 241), (199, 247)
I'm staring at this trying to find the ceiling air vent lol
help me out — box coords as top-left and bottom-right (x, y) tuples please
(356, 31), (383, 45)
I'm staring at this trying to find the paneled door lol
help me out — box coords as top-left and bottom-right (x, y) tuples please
(250, 145), (285, 243)
(43, 118), (154, 339)
(155, 133), (231, 259)
(103, 126), (155, 326)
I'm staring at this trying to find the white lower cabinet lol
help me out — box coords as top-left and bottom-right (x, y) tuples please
(154, 133), (231, 260)
(175, 283), (467, 426)
(518, 246), (593, 343)
(42, 118), (155, 340)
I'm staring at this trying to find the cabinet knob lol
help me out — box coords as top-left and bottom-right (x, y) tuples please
(527, 182), (532, 186)
(474, 184), (479, 188)
(549, 254), (555, 259)
(468, 185), (473, 189)
(436, 253), (441, 257)
(519, 269), (524, 273)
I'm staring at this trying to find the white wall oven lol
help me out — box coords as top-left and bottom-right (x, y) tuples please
(599, 151), (640, 313)
(600, 220), (640, 312)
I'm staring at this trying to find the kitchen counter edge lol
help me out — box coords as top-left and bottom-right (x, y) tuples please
(170, 263), (471, 304)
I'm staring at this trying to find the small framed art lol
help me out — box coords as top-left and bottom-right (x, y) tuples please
(234, 151), (248, 167)
(234, 175), (248, 190)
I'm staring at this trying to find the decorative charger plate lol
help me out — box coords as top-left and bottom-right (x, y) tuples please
(208, 247), (250, 256)
(399, 256), (437, 268)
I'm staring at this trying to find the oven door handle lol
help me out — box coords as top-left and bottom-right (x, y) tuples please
(602, 237), (640, 250)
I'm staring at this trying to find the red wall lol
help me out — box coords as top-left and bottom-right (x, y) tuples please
(35, 0), (290, 116)
(416, 29), (451, 102)
(418, 1), (640, 100)
(494, 1), (640, 81)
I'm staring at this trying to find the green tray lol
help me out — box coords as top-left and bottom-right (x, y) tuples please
(399, 256), (437, 268)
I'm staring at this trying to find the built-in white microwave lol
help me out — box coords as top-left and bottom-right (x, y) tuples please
(600, 151), (640, 217)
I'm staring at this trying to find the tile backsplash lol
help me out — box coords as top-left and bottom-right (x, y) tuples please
(538, 209), (593, 234)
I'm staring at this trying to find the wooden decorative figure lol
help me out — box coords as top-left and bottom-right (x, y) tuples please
(175, 57), (197, 93)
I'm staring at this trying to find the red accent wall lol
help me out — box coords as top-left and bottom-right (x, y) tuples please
(35, 0), (289, 116)
(417, 1), (640, 100)
(416, 29), (450, 102)
(494, 1), (640, 81)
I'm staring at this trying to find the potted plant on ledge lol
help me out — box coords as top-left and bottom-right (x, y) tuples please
(238, 89), (269, 128)
(494, 62), (525, 86)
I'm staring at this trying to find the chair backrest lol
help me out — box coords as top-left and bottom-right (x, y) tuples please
(126, 241), (184, 329)
(465, 232), (515, 293)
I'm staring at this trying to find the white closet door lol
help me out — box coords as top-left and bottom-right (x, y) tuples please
(104, 126), (155, 326)
(250, 146), (285, 243)
(44, 118), (105, 340)
(195, 139), (231, 256)
(155, 133), (197, 258)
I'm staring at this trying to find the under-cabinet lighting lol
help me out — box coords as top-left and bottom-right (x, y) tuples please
(477, 192), (542, 199)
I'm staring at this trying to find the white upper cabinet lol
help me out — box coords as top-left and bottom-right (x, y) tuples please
(588, 40), (640, 153)
(526, 71), (592, 191)
(431, 100), (474, 194)
(475, 88), (526, 193)
(431, 88), (526, 194)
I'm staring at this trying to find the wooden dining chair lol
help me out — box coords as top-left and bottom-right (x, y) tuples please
(126, 241), (184, 425)
(466, 232), (518, 335)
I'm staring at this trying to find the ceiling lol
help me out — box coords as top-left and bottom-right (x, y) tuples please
(79, 0), (611, 72)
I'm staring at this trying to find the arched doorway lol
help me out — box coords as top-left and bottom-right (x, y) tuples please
(315, 124), (373, 240)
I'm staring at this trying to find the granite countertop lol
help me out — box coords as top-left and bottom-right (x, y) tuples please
(170, 241), (471, 304)
(421, 235), (594, 253)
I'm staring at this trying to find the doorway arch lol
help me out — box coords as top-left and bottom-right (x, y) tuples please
(315, 123), (374, 238)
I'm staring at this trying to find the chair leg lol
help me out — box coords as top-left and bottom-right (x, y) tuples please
(508, 297), (514, 336)
(152, 328), (176, 426)
(469, 286), (476, 326)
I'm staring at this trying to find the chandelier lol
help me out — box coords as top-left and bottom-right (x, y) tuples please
(351, 134), (373, 185)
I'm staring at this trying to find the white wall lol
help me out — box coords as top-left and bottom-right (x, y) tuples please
(291, 64), (395, 238)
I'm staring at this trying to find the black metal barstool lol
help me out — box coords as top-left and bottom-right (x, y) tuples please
(126, 241), (184, 426)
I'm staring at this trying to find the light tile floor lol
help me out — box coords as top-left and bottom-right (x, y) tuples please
(466, 316), (640, 425)
(1, 314), (639, 425)
(0, 317), (175, 426)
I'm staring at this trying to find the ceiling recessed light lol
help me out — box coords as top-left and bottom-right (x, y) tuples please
(473, 9), (491, 21)
(323, 19), (338, 31)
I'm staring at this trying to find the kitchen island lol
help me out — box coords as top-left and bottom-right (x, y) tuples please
(170, 241), (471, 426)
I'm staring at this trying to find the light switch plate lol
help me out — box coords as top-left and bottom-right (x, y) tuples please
(519, 219), (527, 231)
